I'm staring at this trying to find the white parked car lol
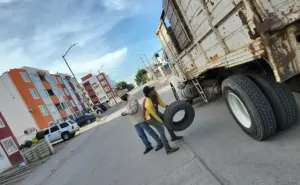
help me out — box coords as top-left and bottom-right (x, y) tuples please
(43, 121), (79, 143)
(65, 119), (80, 131)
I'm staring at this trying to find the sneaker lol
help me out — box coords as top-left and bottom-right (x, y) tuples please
(143, 147), (153, 154)
(166, 147), (180, 155)
(171, 136), (183, 142)
(155, 144), (163, 151)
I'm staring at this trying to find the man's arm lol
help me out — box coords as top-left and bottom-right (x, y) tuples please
(145, 100), (163, 124)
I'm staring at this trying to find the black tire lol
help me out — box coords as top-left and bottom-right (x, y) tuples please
(222, 75), (277, 140)
(247, 74), (298, 130)
(70, 133), (76, 138)
(164, 101), (195, 131)
(36, 131), (45, 140)
(187, 99), (194, 105)
(171, 84), (180, 101)
(87, 120), (91, 124)
(24, 140), (33, 148)
(62, 132), (71, 141)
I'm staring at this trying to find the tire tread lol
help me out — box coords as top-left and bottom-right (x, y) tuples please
(223, 75), (277, 140)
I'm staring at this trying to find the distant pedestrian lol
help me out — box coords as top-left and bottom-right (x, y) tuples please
(142, 86), (182, 155)
(118, 89), (163, 154)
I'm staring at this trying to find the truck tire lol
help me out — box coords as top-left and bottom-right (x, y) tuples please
(247, 74), (298, 130)
(164, 101), (195, 131)
(62, 132), (71, 141)
(222, 75), (277, 140)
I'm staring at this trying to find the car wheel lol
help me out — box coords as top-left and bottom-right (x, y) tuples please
(87, 120), (91, 124)
(222, 75), (277, 140)
(247, 74), (298, 130)
(164, 101), (195, 131)
(62, 132), (71, 141)
(70, 133), (76, 138)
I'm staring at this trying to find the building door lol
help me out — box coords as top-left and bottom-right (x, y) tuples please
(0, 145), (12, 173)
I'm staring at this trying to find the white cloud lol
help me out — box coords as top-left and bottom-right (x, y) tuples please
(102, 0), (127, 10)
(0, 0), (142, 74)
(47, 47), (128, 78)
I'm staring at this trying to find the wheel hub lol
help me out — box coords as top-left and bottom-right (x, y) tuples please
(227, 92), (251, 128)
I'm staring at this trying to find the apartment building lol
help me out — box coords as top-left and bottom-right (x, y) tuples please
(0, 67), (88, 138)
(81, 73), (116, 105)
(0, 112), (23, 173)
(96, 73), (116, 99)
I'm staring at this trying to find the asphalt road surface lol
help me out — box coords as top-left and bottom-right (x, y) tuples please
(18, 85), (300, 185)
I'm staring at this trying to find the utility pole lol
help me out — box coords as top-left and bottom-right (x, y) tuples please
(62, 43), (96, 116)
(138, 55), (157, 80)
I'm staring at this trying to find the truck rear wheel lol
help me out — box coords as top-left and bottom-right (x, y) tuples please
(222, 75), (277, 140)
(247, 74), (298, 131)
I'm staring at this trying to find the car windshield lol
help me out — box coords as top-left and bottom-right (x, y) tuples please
(68, 120), (76, 124)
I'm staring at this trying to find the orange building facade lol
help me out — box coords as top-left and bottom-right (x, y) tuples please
(1, 67), (88, 130)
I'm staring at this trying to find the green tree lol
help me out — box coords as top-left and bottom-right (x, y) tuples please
(135, 69), (149, 86)
(116, 81), (128, 91)
(116, 81), (135, 91)
(127, 84), (135, 91)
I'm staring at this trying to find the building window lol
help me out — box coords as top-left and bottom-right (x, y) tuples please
(38, 75), (46, 81)
(57, 76), (63, 84)
(1, 137), (18, 155)
(47, 89), (55, 96)
(98, 74), (104, 80)
(71, 100), (76, 107)
(104, 87), (110, 92)
(90, 95), (97, 99)
(107, 93), (113, 98)
(40, 89), (48, 98)
(68, 101), (73, 108)
(39, 105), (49, 116)
(29, 89), (40, 99)
(48, 104), (57, 113)
(101, 81), (107, 86)
(61, 102), (66, 109)
(64, 89), (70, 95)
(53, 77), (59, 84)
(83, 83), (90, 87)
(20, 72), (30, 82)
(100, 96), (107, 101)
(55, 103), (63, 111)
(0, 117), (5, 128)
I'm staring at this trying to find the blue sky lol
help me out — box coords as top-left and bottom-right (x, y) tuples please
(0, 0), (163, 84)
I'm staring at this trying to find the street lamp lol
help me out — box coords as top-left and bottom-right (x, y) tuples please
(62, 43), (78, 82)
(62, 43), (97, 116)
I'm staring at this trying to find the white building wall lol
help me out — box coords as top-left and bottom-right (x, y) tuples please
(0, 73), (39, 145)
(50, 76), (73, 118)
(57, 74), (73, 117)
(90, 76), (109, 103)
(69, 78), (84, 112)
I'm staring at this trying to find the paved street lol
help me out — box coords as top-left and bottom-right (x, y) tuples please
(17, 85), (300, 185)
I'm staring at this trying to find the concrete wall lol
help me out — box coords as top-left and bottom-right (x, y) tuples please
(0, 73), (39, 145)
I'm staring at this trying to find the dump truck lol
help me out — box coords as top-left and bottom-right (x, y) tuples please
(155, 0), (300, 140)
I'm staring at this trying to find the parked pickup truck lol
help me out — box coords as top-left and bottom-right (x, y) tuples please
(43, 121), (79, 142)
(156, 0), (300, 140)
